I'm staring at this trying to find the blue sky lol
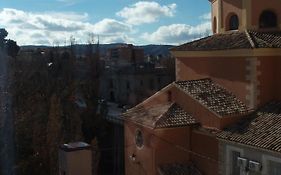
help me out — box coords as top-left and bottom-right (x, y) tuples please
(0, 0), (211, 45)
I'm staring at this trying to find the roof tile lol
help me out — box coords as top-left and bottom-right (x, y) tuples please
(123, 103), (197, 129)
(171, 30), (281, 51)
(217, 101), (281, 153)
(175, 79), (250, 116)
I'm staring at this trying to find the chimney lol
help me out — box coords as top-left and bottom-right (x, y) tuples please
(59, 142), (92, 175)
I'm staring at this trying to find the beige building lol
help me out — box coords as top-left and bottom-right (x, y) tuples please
(59, 142), (92, 175)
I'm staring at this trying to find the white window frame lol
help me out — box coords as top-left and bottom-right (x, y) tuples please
(226, 145), (244, 175)
(262, 154), (281, 175)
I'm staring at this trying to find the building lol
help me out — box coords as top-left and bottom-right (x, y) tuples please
(217, 101), (281, 175)
(100, 63), (174, 107)
(59, 142), (92, 175)
(123, 0), (281, 175)
(99, 46), (174, 174)
(106, 44), (144, 66)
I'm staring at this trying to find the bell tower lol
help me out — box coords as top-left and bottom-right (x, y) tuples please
(210, 0), (281, 34)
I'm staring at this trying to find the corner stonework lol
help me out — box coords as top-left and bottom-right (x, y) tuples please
(245, 57), (261, 109)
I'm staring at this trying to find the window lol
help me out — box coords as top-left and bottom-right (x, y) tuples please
(109, 79), (114, 88)
(126, 80), (130, 90)
(149, 79), (154, 90)
(229, 14), (239, 30)
(140, 79), (143, 86)
(110, 91), (115, 102)
(213, 17), (217, 33)
(135, 130), (144, 148)
(268, 161), (281, 174)
(259, 10), (277, 28)
(157, 77), (161, 90)
(226, 146), (244, 175)
(231, 151), (241, 175)
(263, 155), (281, 175)
(60, 171), (66, 175)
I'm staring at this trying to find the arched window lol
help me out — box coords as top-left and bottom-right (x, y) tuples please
(213, 17), (217, 33)
(229, 14), (239, 30)
(259, 10), (277, 28)
(135, 129), (144, 148)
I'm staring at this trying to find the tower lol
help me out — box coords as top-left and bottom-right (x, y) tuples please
(210, 0), (281, 34)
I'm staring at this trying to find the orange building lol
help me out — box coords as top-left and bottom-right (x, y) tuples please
(106, 44), (144, 66)
(123, 0), (281, 175)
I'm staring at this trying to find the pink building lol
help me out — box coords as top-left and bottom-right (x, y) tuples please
(123, 0), (281, 175)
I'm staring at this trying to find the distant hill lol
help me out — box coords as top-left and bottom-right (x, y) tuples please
(139, 45), (174, 56)
(21, 44), (174, 57)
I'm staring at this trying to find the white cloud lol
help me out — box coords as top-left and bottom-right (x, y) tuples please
(142, 22), (212, 45)
(56, 0), (79, 6)
(116, 1), (176, 25)
(200, 12), (211, 20)
(92, 19), (132, 34)
(0, 8), (133, 45)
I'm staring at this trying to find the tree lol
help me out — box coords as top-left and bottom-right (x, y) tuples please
(6, 39), (20, 58)
(0, 28), (20, 57)
(0, 28), (8, 48)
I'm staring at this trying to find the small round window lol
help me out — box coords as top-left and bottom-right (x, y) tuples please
(135, 129), (144, 148)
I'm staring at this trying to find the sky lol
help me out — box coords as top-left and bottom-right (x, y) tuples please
(0, 0), (211, 46)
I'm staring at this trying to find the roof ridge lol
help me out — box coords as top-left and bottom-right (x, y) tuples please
(174, 79), (250, 117)
(245, 30), (256, 48)
(249, 30), (275, 48)
(153, 102), (175, 128)
(173, 82), (222, 118)
(170, 35), (213, 51)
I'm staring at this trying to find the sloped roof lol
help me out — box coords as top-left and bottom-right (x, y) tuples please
(158, 163), (202, 175)
(122, 103), (197, 129)
(174, 79), (250, 116)
(171, 30), (281, 51)
(217, 101), (281, 153)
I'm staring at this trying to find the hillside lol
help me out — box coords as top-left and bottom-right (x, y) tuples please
(21, 44), (174, 57)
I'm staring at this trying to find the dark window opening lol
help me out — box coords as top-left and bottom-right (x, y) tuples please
(126, 81), (130, 90)
(229, 14), (239, 30)
(157, 77), (161, 84)
(140, 80), (143, 86)
(157, 77), (161, 90)
(110, 91), (115, 102)
(259, 10), (277, 28)
(135, 130), (144, 148)
(149, 79), (154, 90)
(213, 17), (217, 33)
(60, 171), (66, 175)
(231, 151), (241, 175)
(109, 79), (114, 88)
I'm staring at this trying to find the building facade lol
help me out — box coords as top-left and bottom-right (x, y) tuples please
(100, 64), (174, 107)
(106, 44), (144, 66)
(123, 0), (281, 175)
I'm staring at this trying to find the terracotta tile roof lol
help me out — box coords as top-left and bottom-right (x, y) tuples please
(158, 163), (202, 175)
(122, 103), (197, 129)
(171, 30), (281, 51)
(174, 79), (250, 116)
(155, 103), (197, 128)
(217, 101), (281, 153)
(250, 31), (281, 48)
